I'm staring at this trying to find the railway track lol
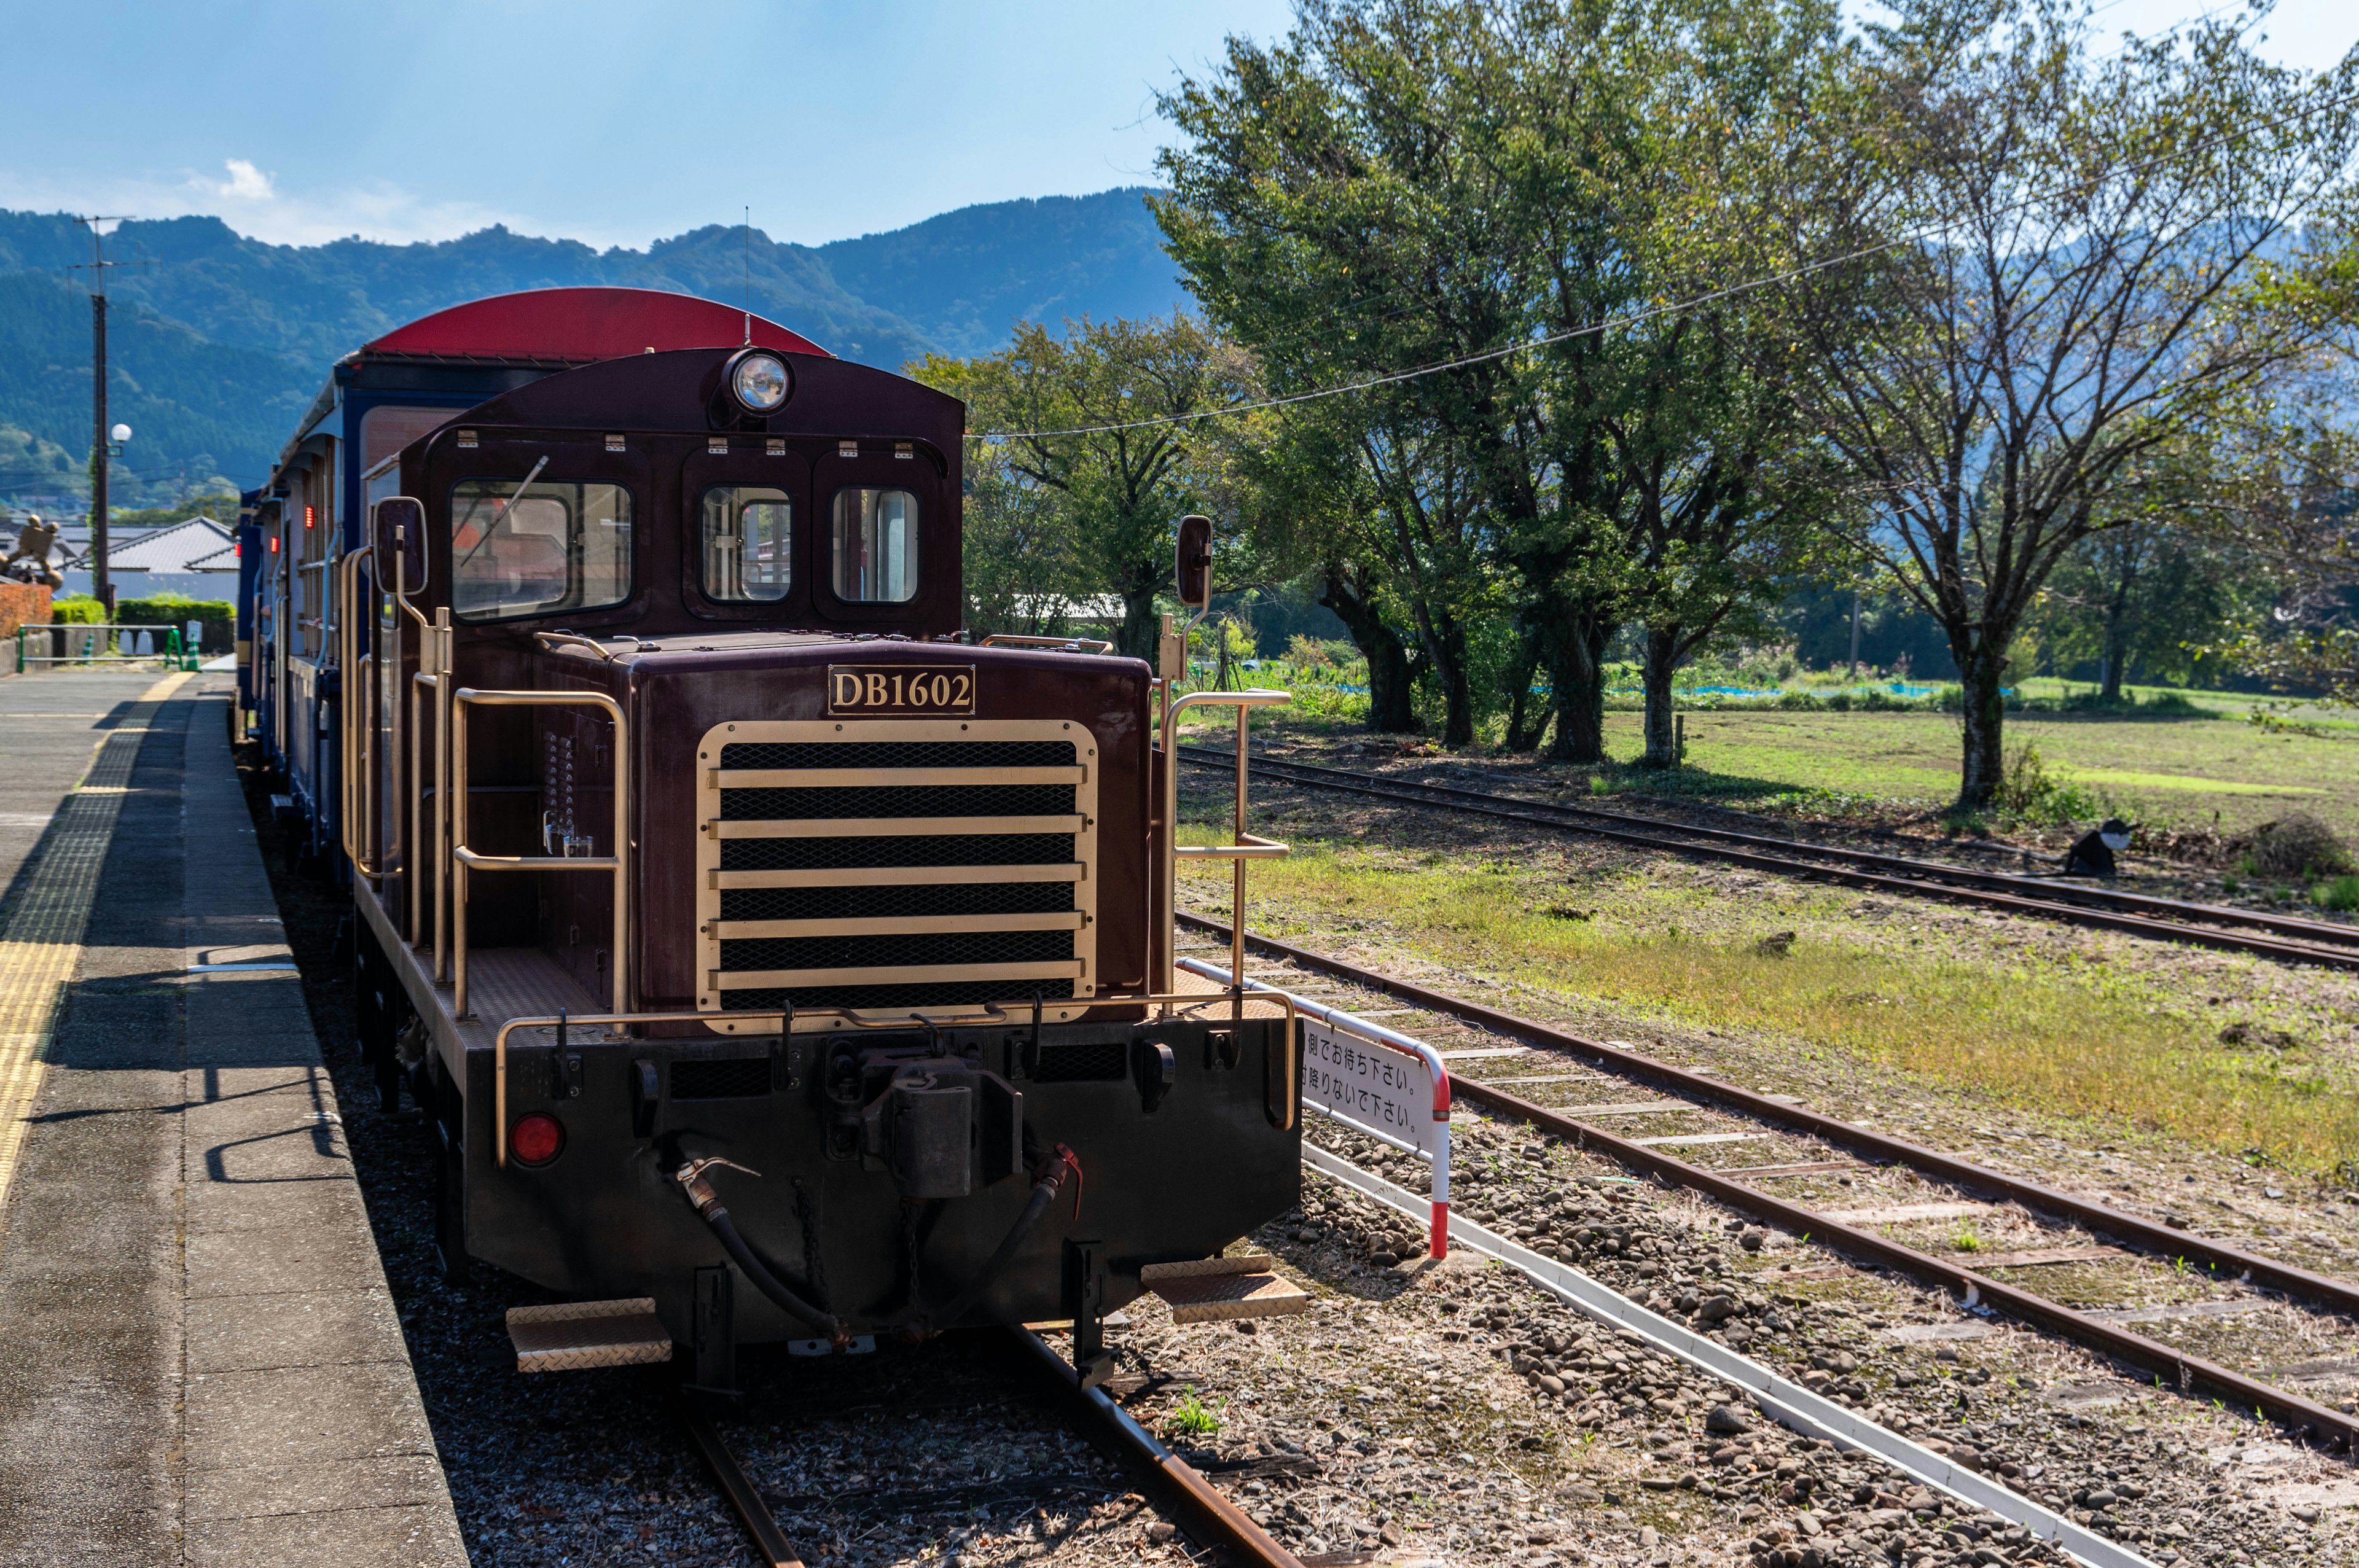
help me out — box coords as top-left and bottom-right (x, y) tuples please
(1178, 913), (2359, 1457)
(681, 1328), (1304, 1568)
(1177, 746), (2359, 972)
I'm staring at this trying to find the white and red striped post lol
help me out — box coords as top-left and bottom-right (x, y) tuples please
(1180, 955), (1452, 1259)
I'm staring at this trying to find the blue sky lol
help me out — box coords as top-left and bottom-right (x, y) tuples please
(1, 0), (2351, 252)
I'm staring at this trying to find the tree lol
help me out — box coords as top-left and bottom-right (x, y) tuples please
(1227, 398), (1439, 732)
(2028, 522), (2249, 695)
(1157, 0), (1636, 759)
(914, 316), (1249, 660)
(1156, 0), (1848, 759)
(953, 433), (1094, 639)
(2210, 421), (2359, 703)
(1778, 0), (2359, 806)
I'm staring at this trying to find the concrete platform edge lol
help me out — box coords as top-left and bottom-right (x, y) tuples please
(179, 684), (469, 1565)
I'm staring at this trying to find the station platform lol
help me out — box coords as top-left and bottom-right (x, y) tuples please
(0, 673), (466, 1566)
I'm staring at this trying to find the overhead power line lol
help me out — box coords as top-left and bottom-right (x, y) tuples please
(969, 80), (2359, 443)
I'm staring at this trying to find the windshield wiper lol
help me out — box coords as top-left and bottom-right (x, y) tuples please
(455, 456), (550, 572)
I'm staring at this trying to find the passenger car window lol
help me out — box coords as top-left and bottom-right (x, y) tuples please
(700, 485), (793, 602)
(450, 478), (633, 622)
(830, 486), (918, 603)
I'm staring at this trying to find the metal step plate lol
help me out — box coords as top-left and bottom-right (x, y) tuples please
(1140, 1255), (1312, 1325)
(507, 1297), (675, 1373)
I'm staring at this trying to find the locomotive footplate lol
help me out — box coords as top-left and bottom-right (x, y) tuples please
(461, 1013), (1303, 1351)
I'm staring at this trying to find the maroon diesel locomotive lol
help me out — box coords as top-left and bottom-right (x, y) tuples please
(310, 297), (1302, 1384)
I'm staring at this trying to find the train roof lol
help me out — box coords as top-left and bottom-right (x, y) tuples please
(354, 287), (831, 365)
(271, 287), (834, 477)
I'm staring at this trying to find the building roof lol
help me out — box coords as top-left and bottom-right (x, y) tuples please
(103, 517), (238, 574)
(359, 287), (831, 362)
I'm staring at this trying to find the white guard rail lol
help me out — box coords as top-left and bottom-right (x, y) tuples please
(1180, 956), (1450, 1260)
(1307, 1147), (2159, 1568)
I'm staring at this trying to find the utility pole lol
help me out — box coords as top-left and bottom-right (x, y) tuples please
(1847, 590), (1862, 679)
(72, 216), (135, 619)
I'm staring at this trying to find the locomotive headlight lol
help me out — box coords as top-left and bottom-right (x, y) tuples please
(730, 350), (792, 413)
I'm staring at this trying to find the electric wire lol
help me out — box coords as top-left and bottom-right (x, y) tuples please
(968, 77), (2359, 442)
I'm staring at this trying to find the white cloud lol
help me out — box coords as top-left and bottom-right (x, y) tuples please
(0, 162), (544, 249)
(213, 158), (275, 201)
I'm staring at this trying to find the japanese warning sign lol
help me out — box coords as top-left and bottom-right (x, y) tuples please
(1301, 1016), (1439, 1158)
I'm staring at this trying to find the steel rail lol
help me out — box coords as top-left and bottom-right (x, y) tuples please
(1178, 747), (2359, 970)
(684, 1334), (1305, 1568)
(682, 1400), (805, 1568)
(1457, 1074), (2359, 1451)
(1180, 916), (2359, 1380)
(1309, 1145), (2163, 1568)
(1189, 747), (2359, 948)
(1189, 910), (2359, 1452)
(1009, 1327), (1305, 1568)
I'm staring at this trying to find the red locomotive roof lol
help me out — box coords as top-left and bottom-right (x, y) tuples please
(360, 286), (831, 362)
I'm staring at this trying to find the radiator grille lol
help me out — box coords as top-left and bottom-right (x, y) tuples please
(726, 978), (1078, 1012)
(722, 740), (1076, 770)
(718, 833), (1076, 873)
(698, 720), (1097, 1018)
(720, 927), (1079, 972)
(719, 881), (1076, 922)
(719, 782), (1076, 821)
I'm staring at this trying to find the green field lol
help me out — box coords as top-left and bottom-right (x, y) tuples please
(1652, 705), (2358, 833)
(1176, 827), (2359, 1176)
(1178, 670), (2359, 836)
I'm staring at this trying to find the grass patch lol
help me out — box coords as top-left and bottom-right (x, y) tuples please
(1166, 1389), (1223, 1436)
(2054, 768), (2323, 797)
(1186, 836), (2357, 1174)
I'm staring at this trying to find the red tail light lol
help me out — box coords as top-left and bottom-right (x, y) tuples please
(510, 1112), (565, 1167)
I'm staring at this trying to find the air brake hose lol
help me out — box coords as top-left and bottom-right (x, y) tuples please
(918, 1143), (1080, 1335)
(674, 1158), (847, 1346)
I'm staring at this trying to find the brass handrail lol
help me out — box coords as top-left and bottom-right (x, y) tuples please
(336, 547), (383, 879)
(491, 988), (1298, 1168)
(979, 633), (1117, 654)
(431, 612), (453, 979)
(1157, 690), (1291, 996)
(531, 630), (618, 661)
(451, 687), (628, 1021)
(410, 669), (436, 951)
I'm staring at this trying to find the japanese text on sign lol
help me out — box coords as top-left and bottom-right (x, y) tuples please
(1301, 1018), (1437, 1157)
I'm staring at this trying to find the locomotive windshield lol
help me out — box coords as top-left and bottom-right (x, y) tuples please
(831, 486), (918, 603)
(450, 477), (634, 621)
(700, 485), (793, 601)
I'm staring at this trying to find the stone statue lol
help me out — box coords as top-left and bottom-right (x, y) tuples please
(2, 515), (66, 590)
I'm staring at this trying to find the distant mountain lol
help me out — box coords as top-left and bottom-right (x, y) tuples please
(0, 188), (1186, 506)
(818, 189), (1191, 356)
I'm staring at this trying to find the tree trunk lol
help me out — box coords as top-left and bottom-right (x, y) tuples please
(2099, 603), (2127, 701)
(1640, 625), (1682, 768)
(1957, 638), (2011, 809)
(1117, 580), (1161, 664)
(1502, 623), (1547, 752)
(1319, 568), (1420, 733)
(1544, 608), (1615, 765)
(1425, 615), (1475, 749)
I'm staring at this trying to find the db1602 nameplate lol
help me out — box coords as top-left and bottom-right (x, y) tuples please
(827, 665), (977, 716)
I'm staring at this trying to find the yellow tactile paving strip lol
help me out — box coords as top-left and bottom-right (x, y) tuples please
(0, 673), (192, 1228)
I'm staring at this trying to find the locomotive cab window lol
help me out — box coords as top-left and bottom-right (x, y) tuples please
(450, 477), (634, 622)
(700, 485), (792, 602)
(830, 486), (918, 603)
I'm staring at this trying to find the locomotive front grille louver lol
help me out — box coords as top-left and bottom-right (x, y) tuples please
(696, 722), (1098, 1018)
